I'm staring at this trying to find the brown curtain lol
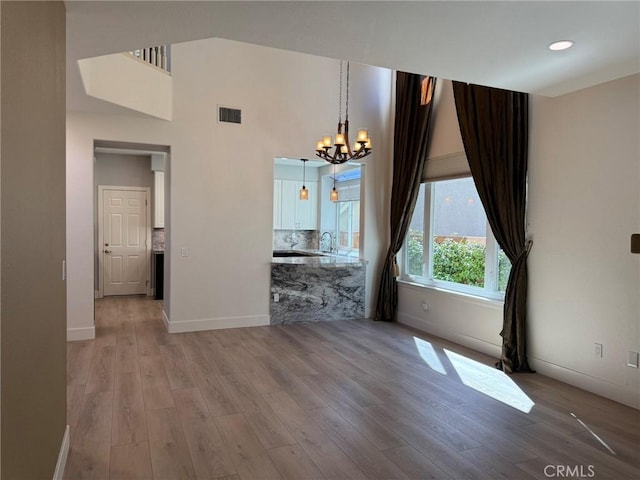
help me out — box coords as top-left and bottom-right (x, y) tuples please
(452, 82), (532, 373)
(375, 73), (436, 321)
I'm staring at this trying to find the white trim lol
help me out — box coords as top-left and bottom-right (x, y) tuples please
(398, 311), (640, 410)
(97, 185), (152, 298)
(402, 277), (506, 302)
(529, 357), (640, 410)
(94, 290), (100, 299)
(398, 279), (504, 310)
(67, 326), (96, 341)
(165, 314), (270, 333)
(53, 425), (70, 480)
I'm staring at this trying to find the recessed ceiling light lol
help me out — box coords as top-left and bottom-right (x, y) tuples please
(548, 40), (574, 51)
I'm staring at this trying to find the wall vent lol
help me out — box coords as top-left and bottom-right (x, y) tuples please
(218, 106), (242, 124)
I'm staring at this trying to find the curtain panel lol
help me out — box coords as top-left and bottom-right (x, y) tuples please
(375, 73), (437, 321)
(452, 81), (532, 373)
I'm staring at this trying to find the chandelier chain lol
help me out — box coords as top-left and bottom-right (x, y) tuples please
(345, 62), (350, 120)
(338, 61), (343, 124)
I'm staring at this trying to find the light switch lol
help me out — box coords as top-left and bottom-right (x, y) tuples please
(627, 351), (639, 368)
(594, 343), (603, 358)
(180, 247), (189, 257)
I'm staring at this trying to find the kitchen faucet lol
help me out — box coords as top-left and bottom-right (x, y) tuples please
(320, 231), (334, 253)
(290, 231), (299, 249)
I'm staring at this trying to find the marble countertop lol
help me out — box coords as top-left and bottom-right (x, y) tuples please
(272, 249), (366, 267)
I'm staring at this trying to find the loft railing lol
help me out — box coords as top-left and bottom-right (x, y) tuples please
(129, 45), (171, 73)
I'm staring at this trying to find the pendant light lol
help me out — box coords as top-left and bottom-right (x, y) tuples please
(299, 159), (309, 200)
(330, 164), (338, 202)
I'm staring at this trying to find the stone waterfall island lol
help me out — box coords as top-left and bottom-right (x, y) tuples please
(270, 251), (366, 324)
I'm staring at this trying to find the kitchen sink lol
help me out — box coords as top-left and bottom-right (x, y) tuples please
(272, 250), (325, 258)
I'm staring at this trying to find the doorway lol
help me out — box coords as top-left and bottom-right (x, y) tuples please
(93, 142), (169, 303)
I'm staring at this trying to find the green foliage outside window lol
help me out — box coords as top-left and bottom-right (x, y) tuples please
(406, 233), (512, 291)
(497, 250), (510, 292)
(433, 238), (486, 286)
(407, 230), (425, 276)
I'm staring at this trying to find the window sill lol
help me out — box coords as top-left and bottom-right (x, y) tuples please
(397, 278), (505, 309)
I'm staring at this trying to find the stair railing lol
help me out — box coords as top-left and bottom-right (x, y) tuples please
(129, 45), (171, 73)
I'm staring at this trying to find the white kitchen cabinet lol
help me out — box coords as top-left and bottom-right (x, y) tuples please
(273, 179), (282, 229)
(154, 171), (165, 228)
(273, 179), (318, 230)
(295, 180), (318, 229)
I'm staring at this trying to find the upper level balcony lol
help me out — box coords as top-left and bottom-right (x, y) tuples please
(78, 45), (172, 120)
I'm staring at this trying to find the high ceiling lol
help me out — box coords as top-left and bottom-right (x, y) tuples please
(66, 0), (640, 113)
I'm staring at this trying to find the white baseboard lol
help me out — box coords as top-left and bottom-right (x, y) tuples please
(53, 425), (70, 480)
(397, 312), (640, 410)
(397, 312), (502, 358)
(67, 326), (95, 341)
(165, 314), (270, 333)
(529, 357), (640, 410)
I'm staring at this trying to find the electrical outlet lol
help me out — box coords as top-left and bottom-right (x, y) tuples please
(627, 351), (639, 368)
(421, 302), (429, 312)
(594, 342), (603, 358)
(273, 293), (279, 303)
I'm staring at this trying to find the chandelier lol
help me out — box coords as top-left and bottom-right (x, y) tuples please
(315, 61), (372, 164)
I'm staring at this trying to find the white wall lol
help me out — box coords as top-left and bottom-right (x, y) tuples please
(527, 74), (640, 408)
(1, 2), (67, 477)
(67, 38), (392, 336)
(398, 74), (640, 408)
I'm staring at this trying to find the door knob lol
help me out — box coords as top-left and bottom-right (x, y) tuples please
(104, 249), (112, 254)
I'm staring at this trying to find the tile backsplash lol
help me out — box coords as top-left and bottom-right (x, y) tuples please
(152, 228), (165, 251)
(273, 230), (318, 250)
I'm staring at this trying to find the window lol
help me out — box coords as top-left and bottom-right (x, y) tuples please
(403, 177), (511, 299)
(332, 168), (361, 257)
(337, 200), (360, 255)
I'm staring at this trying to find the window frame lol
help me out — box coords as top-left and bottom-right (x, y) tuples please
(336, 199), (360, 256)
(401, 179), (507, 302)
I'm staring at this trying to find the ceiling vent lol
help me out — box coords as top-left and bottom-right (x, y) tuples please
(218, 106), (242, 124)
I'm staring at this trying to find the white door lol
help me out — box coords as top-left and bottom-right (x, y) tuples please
(102, 188), (149, 296)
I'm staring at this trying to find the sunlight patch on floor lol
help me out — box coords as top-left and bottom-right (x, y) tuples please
(444, 349), (535, 413)
(413, 336), (447, 375)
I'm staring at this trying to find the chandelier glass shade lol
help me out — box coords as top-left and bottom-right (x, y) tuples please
(315, 61), (372, 165)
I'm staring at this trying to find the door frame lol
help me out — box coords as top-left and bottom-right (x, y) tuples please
(97, 185), (152, 298)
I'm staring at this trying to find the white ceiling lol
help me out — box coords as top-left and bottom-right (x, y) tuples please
(66, 0), (640, 113)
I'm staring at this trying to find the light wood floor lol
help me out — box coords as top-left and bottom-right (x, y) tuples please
(65, 296), (639, 480)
